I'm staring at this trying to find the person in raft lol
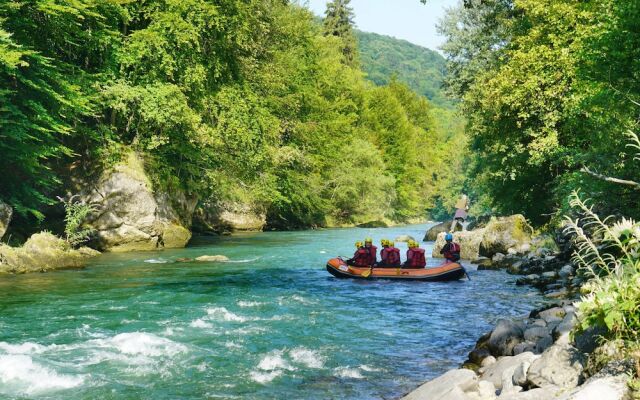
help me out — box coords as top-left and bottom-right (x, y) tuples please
(403, 240), (426, 269)
(363, 237), (378, 266)
(347, 241), (370, 267)
(379, 240), (401, 267)
(440, 233), (461, 263)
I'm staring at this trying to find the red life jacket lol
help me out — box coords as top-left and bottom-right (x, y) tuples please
(407, 248), (426, 268)
(382, 247), (401, 266)
(352, 248), (370, 267)
(365, 245), (377, 266)
(443, 242), (461, 261)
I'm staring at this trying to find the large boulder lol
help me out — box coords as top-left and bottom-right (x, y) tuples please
(479, 215), (533, 258)
(423, 221), (460, 241)
(556, 375), (629, 400)
(478, 352), (539, 390)
(79, 152), (196, 252)
(487, 319), (525, 357)
(402, 369), (477, 400)
(526, 344), (586, 390)
(0, 200), (12, 240)
(193, 200), (266, 234)
(433, 229), (485, 260)
(0, 232), (99, 273)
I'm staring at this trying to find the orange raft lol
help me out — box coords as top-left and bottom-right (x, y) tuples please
(326, 257), (467, 282)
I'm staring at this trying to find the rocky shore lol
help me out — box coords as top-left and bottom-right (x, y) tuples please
(406, 218), (635, 400)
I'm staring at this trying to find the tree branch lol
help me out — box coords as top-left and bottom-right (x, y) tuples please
(581, 166), (640, 189)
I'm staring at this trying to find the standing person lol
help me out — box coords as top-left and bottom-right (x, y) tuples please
(440, 233), (461, 263)
(347, 241), (369, 267)
(363, 237), (377, 266)
(404, 240), (426, 269)
(450, 194), (470, 232)
(380, 240), (401, 267)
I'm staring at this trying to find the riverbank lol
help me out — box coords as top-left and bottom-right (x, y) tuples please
(402, 222), (636, 400)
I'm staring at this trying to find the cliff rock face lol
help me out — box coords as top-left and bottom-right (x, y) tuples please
(0, 200), (12, 240)
(193, 200), (266, 234)
(80, 152), (196, 252)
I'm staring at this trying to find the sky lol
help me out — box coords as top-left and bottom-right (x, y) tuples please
(302, 0), (459, 52)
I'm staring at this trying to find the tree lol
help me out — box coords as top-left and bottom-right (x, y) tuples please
(323, 0), (358, 66)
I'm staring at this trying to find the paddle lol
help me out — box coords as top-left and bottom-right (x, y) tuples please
(361, 265), (373, 278)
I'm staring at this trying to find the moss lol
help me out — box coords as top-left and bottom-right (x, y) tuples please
(161, 224), (191, 248)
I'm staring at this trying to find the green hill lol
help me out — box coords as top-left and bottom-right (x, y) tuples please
(357, 31), (451, 107)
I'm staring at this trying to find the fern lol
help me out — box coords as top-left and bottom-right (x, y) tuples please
(58, 196), (96, 248)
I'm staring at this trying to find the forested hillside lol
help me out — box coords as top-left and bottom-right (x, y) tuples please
(0, 0), (463, 236)
(357, 31), (450, 108)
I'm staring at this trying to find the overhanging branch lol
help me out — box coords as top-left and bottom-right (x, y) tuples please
(581, 166), (640, 190)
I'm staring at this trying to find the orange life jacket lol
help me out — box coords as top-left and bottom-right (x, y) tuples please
(365, 245), (377, 266)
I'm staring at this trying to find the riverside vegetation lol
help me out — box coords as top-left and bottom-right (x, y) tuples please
(2, 0), (640, 398)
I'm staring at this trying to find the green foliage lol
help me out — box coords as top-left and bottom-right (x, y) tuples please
(323, 0), (358, 66)
(1, 0), (463, 234)
(58, 196), (95, 248)
(440, 0), (640, 225)
(357, 31), (450, 108)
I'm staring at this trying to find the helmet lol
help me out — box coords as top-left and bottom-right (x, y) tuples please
(445, 233), (453, 241)
(408, 240), (416, 248)
(355, 241), (363, 248)
(389, 241), (395, 247)
(381, 239), (389, 246)
(364, 237), (373, 244)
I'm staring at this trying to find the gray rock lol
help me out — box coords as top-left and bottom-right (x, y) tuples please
(513, 342), (536, 355)
(538, 307), (566, 324)
(556, 374), (628, 400)
(79, 152), (195, 252)
(545, 288), (569, 299)
(488, 320), (525, 356)
(0, 200), (12, 240)
(531, 319), (547, 327)
(541, 271), (558, 279)
(402, 369), (477, 400)
(479, 352), (538, 390)
(524, 327), (550, 342)
(498, 387), (557, 400)
(424, 221), (458, 241)
(473, 257), (493, 269)
(479, 215), (534, 258)
(194, 199), (266, 234)
(395, 235), (416, 243)
(481, 356), (497, 368)
(535, 335), (554, 353)
(558, 265), (574, 278)
(511, 361), (531, 387)
(527, 344), (585, 390)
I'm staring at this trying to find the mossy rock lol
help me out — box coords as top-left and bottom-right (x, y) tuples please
(0, 232), (99, 274)
(357, 220), (389, 228)
(479, 215), (534, 258)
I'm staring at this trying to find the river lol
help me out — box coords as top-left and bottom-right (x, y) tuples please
(0, 224), (546, 399)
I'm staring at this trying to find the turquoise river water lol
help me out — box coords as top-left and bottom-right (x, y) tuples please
(0, 224), (546, 399)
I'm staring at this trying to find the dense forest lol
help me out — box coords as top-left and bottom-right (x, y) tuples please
(0, 0), (464, 235)
(357, 31), (451, 108)
(440, 0), (640, 225)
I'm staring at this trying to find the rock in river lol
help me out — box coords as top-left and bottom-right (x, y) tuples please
(0, 200), (12, 240)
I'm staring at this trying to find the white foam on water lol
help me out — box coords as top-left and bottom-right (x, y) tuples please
(360, 364), (383, 372)
(96, 332), (188, 357)
(144, 258), (168, 264)
(224, 341), (243, 349)
(334, 366), (364, 379)
(257, 351), (294, 371)
(290, 347), (324, 369)
(277, 294), (316, 306)
(0, 342), (46, 354)
(237, 301), (265, 307)
(223, 257), (261, 264)
(109, 306), (127, 310)
(0, 354), (85, 395)
(319, 250), (327, 254)
(190, 319), (213, 329)
(250, 369), (282, 384)
(206, 307), (248, 322)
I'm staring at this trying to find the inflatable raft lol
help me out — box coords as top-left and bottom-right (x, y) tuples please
(326, 257), (467, 281)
